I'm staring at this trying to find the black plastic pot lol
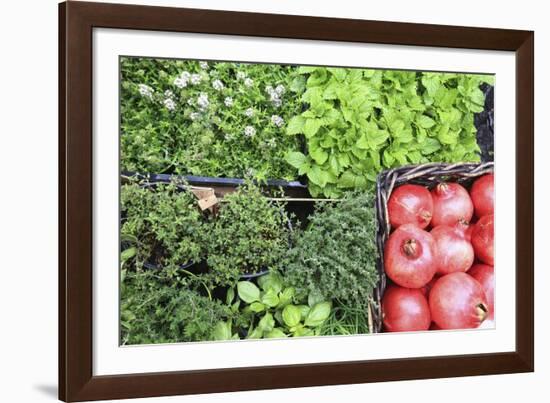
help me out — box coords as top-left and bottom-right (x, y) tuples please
(122, 171), (307, 190)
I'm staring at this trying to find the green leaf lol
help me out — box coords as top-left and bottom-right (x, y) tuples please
(247, 326), (263, 339)
(327, 68), (347, 82)
(250, 302), (266, 313)
(285, 151), (308, 169)
(308, 290), (325, 307)
(286, 116), (306, 135)
(278, 287), (295, 307)
(307, 166), (326, 187)
(356, 134), (369, 150)
(421, 138), (441, 155)
(261, 289), (280, 308)
(265, 328), (287, 338)
(121, 247), (137, 262)
(303, 118), (323, 138)
(304, 302), (332, 327)
(226, 288), (235, 305)
(337, 170), (356, 188)
(310, 146), (329, 165)
(297, 305), (311, 321)
(258, 312), (275, 332)
(417, 115), (436, 129)
(282, 305), (302, 328)
(237, 281), (260, 303)
(257, 272), (284, 293)
(212, 321), (232, 341)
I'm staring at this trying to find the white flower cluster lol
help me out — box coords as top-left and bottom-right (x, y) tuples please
(244, 77), (254, 88)
(191, 73), (202, 85)
(245, 108), (255, 117)
(265, 84), (285, 108)
(244, 126), (256, 138)
(224, 97), (234, 107)
(197, 93), (209, 111)
(212, 79), (225, 91)
(224, 132), (235, 141)
(199, 61), (209, 70)
(162, 90), (176, 111)
(236, 71), (247, 80)
(138, 84), (154, 99)
(271, 115), (284, 128)
(190, 112), (200, 121)
(163, 98), (176, 111)
(266, 138), (277, 148)
(174, 71), (191, 88)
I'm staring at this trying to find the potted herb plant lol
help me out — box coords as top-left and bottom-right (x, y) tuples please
(120, 180), (207, 277)
(205, 181), (292, 287)
(284, 191), (379, 318)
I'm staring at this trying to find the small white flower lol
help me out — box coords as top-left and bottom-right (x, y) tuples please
(224, 97), (234, 107)
(271, 115), (284, 127)
(191, 73), (202, 85)
(199, 61), (209, 70)
(174, 71), (190, 88)
(187, 98), (194, 106)
(197, 93), (209, 110)
(245, 108), (255, 117)
(272, 98), (282, 108)
(190, 112), (200, 121)
(244, 126), (256, 138)
(265, 85), (274, 94)
(164, 90), (174, 98)
(163, 98), (176, 111)
(138, 84), (154, 99)
(267, 138), (277, 148)
(212, 79), (225, 91)
(244, 77), (254, 87)
(224, 133), (234, 141)
(275, 84), (286, 95)
(236, 71), (247, 80)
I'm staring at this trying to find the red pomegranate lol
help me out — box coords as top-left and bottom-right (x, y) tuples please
(382, 285), (431, 332)
(384, 224), (438, 288)
(429, 272), (488, 329)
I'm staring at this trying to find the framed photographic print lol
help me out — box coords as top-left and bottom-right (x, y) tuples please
(59, 1), (534, 401)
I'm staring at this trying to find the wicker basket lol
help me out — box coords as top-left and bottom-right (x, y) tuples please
(372, 162), (494, 332)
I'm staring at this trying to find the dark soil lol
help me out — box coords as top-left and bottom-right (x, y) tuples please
(475, 84), (494, 162)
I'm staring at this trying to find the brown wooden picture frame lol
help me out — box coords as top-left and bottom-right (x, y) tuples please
(59, 1), (534, 401)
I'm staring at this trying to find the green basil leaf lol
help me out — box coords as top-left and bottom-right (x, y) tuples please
(304, 302), (332, 327)
(265, 328), (288, 339)
(237, 281), (260, 303)
(285, 151), (308, 169)
(282, 305), (302, 328)
(261, 290), (280, 308)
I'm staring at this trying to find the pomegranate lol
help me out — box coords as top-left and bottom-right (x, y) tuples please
(431, 225), (474, 275)
(420, 275), (439, 298)
(384, 224), (437, 288)
(470, 174), (494, 218)
(382, 285), (431, 332)
(453, 219), (472, 242)
(431, 182), (474, 227)
(388, 184), (433, 229)
(471, 214), (494, 265)
(429, 272), (489, 329)
(468, 264), (495, 320)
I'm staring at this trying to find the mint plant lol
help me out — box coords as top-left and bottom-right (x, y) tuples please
(285, 67), (494, 197)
